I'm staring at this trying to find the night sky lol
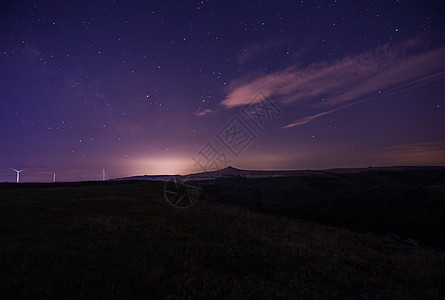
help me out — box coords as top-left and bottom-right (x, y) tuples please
(1, 0), (444, 182)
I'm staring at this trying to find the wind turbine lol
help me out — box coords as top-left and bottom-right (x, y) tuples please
(53, 173), (56, 183)
(102, 168), (106, 181)
(10, 168), (26, 183)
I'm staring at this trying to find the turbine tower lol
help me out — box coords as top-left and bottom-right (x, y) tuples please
(10, 168), (26, 183)
(102, 168), (105, 181)
(53, 173), (56, 183)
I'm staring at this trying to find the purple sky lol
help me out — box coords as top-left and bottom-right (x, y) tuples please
(1, 0), (444, 182)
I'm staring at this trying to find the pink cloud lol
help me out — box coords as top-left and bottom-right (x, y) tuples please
(195, 108), (215, 117)
(379, 142), (445, 165)
(221, 36), (445, 127)
(282, 109), (337, 128)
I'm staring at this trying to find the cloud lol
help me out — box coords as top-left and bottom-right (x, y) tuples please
(379, 142), (445, 165)
(282, 109), (337, 128)
(195, 108), (216, 117)
(221, 36), (445, 127)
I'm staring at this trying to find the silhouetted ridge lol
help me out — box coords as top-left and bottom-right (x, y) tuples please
(221, 166), (241, 171)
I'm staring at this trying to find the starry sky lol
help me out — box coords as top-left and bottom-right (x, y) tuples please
(1, 0), (445, 182)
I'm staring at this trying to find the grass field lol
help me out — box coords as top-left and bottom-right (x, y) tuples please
(0, 179), (444, 299)
(202, 168), (445, 248)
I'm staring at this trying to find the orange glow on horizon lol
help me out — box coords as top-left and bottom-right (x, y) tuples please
(129, 156), (196, 175)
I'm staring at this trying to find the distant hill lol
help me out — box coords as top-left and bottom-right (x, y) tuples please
(111, 166), (445, 248)
(113, 165), (445, 181)
(199, 166), (445, 248)
(110, 174), (173, 181)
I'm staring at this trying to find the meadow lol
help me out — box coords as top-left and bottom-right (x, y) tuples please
(0, 173), (444, 299)
(202, 168), (445, 248)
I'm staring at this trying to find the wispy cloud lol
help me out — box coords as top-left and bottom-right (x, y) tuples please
(221, 36), (445, 127)
(195, 108), (216, 117)
(282, 109), (337, 128)
(380, 142), (445, 165)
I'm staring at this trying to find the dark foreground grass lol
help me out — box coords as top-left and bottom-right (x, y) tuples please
(0, 180), (444, 299)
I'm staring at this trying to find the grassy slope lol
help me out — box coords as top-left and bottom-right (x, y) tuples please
(0, 180), (444, 299)
(201, 169), (445, 248)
